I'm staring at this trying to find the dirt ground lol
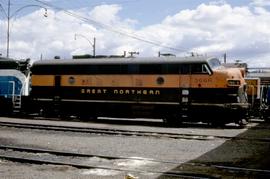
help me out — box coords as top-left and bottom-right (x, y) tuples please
(158, 122), (270, 178)
(0, 117), (270, 178)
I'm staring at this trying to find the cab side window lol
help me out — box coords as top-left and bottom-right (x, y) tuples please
(190, 64), (209, 74)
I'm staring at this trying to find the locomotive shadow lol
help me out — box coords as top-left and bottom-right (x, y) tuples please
(88, 117), (165, 127)
(8, 112), (248, 129)
(90, 117), (243, 129)
(156, 122), (270, 178)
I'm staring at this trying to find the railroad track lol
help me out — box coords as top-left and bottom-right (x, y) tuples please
(0, 144), (216, 179)
(0, 144), (269, 178)
(0, 121), (270, 142)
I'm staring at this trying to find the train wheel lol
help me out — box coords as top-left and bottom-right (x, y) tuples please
(211, 122), (226, 128)
(78, 113), (90, 121)
(163, 117), (182, 127)
(59, 113), (71, 120)
(238, 119), (248, 128)
(41, 108), (55, 118)
(89, 115), (98, 121)
(209, 116), (226, 128)
(78, 113), (98, 121)
(163, 118), (173, 127)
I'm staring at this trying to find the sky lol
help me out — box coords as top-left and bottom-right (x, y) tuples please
(0, 0), (270, 66)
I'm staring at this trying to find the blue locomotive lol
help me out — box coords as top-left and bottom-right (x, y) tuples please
(0, 57), (30, 115)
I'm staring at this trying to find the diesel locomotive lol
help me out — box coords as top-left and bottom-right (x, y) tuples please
(0, 57), (30, 115)
(28, 56), (249, 126)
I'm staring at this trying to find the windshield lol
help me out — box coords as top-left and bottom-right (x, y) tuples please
(208, 58), (222, 69)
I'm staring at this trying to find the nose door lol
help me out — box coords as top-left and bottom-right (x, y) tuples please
(179, 64), (191, 118)
(54, 75), (61, 97)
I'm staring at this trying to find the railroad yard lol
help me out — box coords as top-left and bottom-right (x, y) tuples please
(0, 117), (269, 179)
(1, 0), (270, 178)
(1, 43), (270, 179)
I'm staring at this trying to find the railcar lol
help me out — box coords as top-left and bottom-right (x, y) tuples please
(245, 78), (262, 117)
(246, 69), (270, 120)
(30, 56), (249, 126)
(0, 58), (30, 114)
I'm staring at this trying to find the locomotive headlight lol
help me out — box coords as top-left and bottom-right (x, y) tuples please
(227, 79), (240, 86)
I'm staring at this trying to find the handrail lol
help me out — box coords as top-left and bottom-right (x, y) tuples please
(250, 86), (255, 108)
(8, 81), (15, 103)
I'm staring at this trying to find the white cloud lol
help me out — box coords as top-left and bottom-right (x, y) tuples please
(89, 4), (122, 26)
(158, 3), (270, 65)
(209, 0), (227, 6)
(251, 0), (270, 6)
(1, 3), (270, 66)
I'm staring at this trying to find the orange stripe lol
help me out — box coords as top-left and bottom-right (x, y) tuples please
(31, 75), (54, 86)
(31, 74), (244, 88)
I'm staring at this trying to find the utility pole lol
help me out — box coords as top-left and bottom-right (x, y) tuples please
(2, 0), (47, 58)
(128, 51), (139, 57)
(6, 0), (10, 58)
(93, 37), (96, 57)
(74, 34), (96, 57)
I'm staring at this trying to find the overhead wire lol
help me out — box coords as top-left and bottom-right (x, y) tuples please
(31, 0), (189, 53)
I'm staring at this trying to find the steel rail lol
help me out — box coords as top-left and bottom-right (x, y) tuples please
(0, 146), (215, 179)
(0, 121), (219, 141)
(0, 144), (179, 165)
(0, 121), (270, 142)
(0, 144), (270, 177)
